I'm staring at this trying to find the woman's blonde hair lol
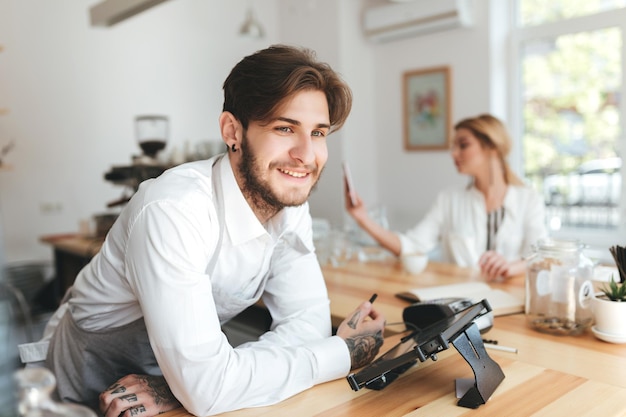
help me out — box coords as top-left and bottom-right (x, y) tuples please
(454, 114), (523, 185)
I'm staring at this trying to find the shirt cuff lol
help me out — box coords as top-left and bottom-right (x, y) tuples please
(310, 335), (351, 384)
(398, 234), (414, 256)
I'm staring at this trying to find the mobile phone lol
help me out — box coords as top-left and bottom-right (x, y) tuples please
(342, 161), (358, 206)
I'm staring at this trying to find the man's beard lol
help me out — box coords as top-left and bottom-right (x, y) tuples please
(239, 134), (322, 218)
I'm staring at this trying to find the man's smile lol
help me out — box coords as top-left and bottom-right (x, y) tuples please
(278, 168), (309, 178)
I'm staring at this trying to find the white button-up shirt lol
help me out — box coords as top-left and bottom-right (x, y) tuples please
(53, 154), (350, 416)
(398, 184), (548, 267)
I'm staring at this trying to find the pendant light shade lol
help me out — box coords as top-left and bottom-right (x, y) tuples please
(239, 6), (265, 39)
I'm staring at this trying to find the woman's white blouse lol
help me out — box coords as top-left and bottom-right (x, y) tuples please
(398, 185), (548, 267)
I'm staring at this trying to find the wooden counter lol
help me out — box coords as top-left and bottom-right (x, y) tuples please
(40, 234), (103, 258)
(160, 259), (626, 417)
(39, 234), (103, 304)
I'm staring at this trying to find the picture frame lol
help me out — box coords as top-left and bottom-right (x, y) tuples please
(403, 66), (451, 151)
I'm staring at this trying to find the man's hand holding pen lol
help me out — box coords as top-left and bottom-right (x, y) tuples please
(336, 294), (386, 370)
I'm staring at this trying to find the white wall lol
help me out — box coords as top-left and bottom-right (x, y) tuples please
(0, 0), (497, 263)
(276, 0), (346, 229)
(276, 0), (378, 230)
(0, 0), (279, 262)
(363, 0), (492, 232)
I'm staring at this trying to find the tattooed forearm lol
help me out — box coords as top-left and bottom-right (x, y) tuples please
(345, 330), (384, 369)
(137, 375), (181, 408)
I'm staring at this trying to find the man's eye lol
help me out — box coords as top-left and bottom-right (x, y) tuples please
(311, 130), (327, 138)
(276, 126), (293, 133)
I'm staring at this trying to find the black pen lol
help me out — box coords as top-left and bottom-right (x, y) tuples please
(369, 293), (378, 304)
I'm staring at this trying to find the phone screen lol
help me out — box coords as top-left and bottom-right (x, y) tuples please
(342, 161), (358, 206)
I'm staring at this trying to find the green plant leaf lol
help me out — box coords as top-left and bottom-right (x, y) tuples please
(600, 275), (626, 301)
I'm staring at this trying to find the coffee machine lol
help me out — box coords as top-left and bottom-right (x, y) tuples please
(104, 115), (169, 207)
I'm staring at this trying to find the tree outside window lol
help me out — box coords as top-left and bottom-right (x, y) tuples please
(517, 0), (624, 231)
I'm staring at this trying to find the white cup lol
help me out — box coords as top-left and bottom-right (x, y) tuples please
(401, 252), (428, 274)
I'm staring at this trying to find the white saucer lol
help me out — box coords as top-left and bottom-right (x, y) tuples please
(591, 326), (626, 344)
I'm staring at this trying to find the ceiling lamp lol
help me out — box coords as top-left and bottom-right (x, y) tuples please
(239, 6), (265, 39)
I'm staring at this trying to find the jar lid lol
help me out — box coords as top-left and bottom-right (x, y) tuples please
(534, 238), (584, 254)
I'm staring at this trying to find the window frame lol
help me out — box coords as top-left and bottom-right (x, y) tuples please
(507, 2), (626, 257)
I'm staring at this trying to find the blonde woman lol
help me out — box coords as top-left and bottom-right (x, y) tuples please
(345, 114), (547, 280)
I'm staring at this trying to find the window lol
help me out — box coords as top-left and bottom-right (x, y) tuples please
(519, 0), (626, 26)
(512, 1), (626, 249)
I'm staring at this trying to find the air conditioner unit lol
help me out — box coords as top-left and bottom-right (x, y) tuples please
(363, 0), (473, 43)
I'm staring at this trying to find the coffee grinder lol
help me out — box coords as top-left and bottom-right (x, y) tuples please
(104, 115), (169, 207)
(134, 115), (168, 164)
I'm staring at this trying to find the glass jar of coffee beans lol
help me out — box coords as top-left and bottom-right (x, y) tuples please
(525, 238), (594, 335)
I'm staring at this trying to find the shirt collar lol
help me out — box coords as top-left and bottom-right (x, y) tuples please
(467, 183), (520, 222)
(502, 185), (521, 221)
(218, 154), (301, 246)
(219, 154), (269, 246)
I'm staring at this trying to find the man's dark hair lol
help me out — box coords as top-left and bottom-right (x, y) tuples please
(223, 44), (352, 133)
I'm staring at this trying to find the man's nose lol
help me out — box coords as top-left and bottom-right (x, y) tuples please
(290, 134), (316, 165)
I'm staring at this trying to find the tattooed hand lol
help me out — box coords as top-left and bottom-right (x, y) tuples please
(99, 374), (181, 417)
(336, 300), (386, 370)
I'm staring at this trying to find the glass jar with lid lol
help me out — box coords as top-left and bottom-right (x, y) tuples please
(14, 367), (97, 417)
(525, 238), (594, 335)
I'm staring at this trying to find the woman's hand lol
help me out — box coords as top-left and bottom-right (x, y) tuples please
(336, 300), (386, 370)
(479, 251), (510, 281)
(99, 374), (181, 417)
(344, 180), (369, 224)
(479, 251), (527, 281)
(343, 179), (402, 257)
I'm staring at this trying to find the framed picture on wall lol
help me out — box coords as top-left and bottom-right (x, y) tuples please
(403, 66), (451, 151)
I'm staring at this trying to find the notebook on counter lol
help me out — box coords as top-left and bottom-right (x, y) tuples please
(396, 282), (524, 317)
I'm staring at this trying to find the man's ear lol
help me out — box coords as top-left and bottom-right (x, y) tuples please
(219, 111), (241, 149)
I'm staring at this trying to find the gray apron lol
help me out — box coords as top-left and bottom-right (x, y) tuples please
(46, 156), (228, 412)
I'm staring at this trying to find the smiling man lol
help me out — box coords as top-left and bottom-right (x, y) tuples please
(230, 90), (329, 218)
(39, 45), (385, 417)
